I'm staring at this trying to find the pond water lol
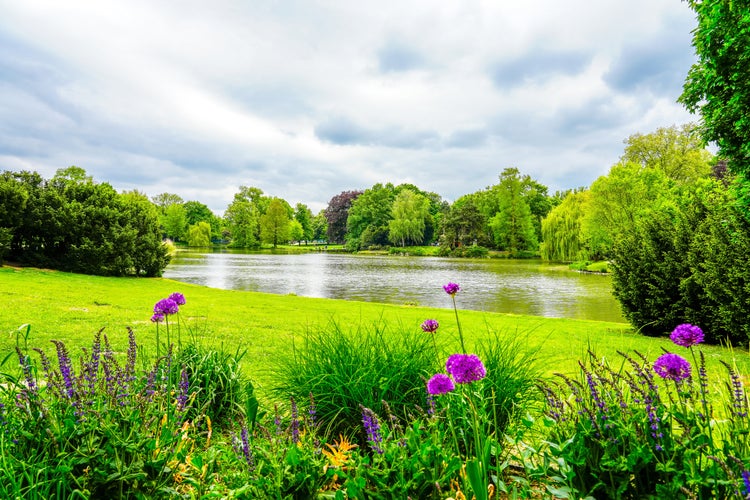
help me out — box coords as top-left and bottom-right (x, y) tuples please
(163, 250), (625, 323)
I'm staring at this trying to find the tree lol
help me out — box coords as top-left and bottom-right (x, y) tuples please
(224, 200), (259, 248)
(621, 124), (712, 183)
(488, 168), (538, 253)
(188, 222), (212, 247)
(388, 190), (428, 247)
(540, 190), (591, 262)
(324, 190), (362, 244)
(151, 192), (184, 213)
(120, 190), (171, 276)
(346, 183), (395, 250)
(288, 220), (304, 244)
(680, 1), (750, 180)
(441, 196), (487, 249)
(294, 203), (314, 244)
(0, 172), (29, 262)
(163, 203), (188, 241)
(312, 210), (328, 242)
(184, 201), (220, 241)
(260, 198), (291, 248)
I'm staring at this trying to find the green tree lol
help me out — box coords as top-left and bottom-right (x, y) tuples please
(151, 192), (184, 213)
(621, 124), (712, 183)
(312, 210), (328, 242)
(346, 183), (396, 250)
(388, 190), (428, 247)
(0, 171), (29, 262)
(540, 190), (591, 262)
(187, 222), (212, 247)
(163, 203), (188, 242)
(324, 190), (362, 244)
(488, 168), (538, 253)
(260, 198), (291, 248)
(294, 203), (314, 244)
(288, 220), (304, 244)
(441, 196), (487, 249)
(680, 1), (750, 180)
(224, 200), (259, 248)
(184, 201), (220, 241)
(120, 191), (171, 276)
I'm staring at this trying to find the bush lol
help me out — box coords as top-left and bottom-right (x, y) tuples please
(272, 320), (437, 440)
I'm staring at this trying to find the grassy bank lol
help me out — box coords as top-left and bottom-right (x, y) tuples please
(1, 266), (747, 392)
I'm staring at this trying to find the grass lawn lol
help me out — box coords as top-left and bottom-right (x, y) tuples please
(1, 265), (748, 394)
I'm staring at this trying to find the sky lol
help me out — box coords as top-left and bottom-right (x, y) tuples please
(0, 0), (699, 214)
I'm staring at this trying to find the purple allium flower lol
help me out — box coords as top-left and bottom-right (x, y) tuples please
(446, 353), (487, 384)
(150, 313), (165, 323)
(360, 406), (384, 454)
(653, 353), (691, 382)
(153, 298), (179, 316)
(421, 319), (439, 333)
(443, 282), (460, 296)
(427, 373), (455, 395)
(169, 292), (186, 305)
(669, 323), (704, 348)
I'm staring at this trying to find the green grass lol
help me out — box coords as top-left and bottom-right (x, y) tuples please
(1, 266), (747, 395)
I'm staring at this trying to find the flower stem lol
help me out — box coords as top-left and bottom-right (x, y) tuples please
(452, 295), (466, 354)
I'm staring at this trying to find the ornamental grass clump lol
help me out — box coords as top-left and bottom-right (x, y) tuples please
(535, 323), (750, 499)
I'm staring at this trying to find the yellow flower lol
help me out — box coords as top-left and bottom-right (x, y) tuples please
(322, 434), (358, 468)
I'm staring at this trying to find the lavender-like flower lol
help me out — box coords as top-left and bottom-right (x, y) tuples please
(52, 340), (76, 400)
(446, 353), (487, 384)
(427, 373), (455, 395)
(443, 282), (460, 296)
(236, 426), (255, 471)
(290, 396), (300, 445)
(669, 323), (704, 348)
(360, 406), (384, 454)
(177, 368), (189, 412)
(421, 319), (439, 333)
(308, 392), (317, 428)
(151, 313), (165, 323)
(742, 470), (750, 498)
(169, 292), (186, 305)
(153, 298), (179, 316)
(653, 353), (691, 382)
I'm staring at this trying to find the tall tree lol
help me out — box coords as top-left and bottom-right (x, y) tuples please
(346, 183), (396, 250)
(388, 190), (428, 247)
(260, 198), (291, 248)
(441, 196), (487, 249)
(163, 203), (188, 241)
(680, 1), (750, 180)
(184, 200), (220, 240)
(324, 190), (362, 244)
(540, 190), (591, 262)
(187, 221), (212, 247)
(151, 192), (184, 213)
(294, 203), (314, 244)
(488, 168), (538, 252)
(621, 124), (712, 183)
(224, 200), (259, 248)
(312, 210), (328, 242)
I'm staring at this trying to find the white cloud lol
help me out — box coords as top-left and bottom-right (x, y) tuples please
(0, 0), (699, 213)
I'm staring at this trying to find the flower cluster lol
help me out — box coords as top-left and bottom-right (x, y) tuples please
(151, 292), (185, 323)
(443, 282), (460, 296)
(427, 354), (486, 395)
(669, 323), (704, 348)
(421, 319), (439, 333)
(653, 353), (691, 382)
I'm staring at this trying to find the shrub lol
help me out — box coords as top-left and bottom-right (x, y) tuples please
(533, 324), (750, 499)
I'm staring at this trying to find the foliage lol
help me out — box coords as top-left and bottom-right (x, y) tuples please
(535, 334), (750, 499)
(1, 168), (169, 277)
(224, 186), (270, 248)
(611, 177), (750, 345)
(324, 190), (362, 244)
(162, 203), (188, 241)
(183, 200), (221, 241)
(541, 190), (591, 262)
(680, 0), (750, 181)
(260, 198), (291, 248)
(0, 329), (218, 498)
(272, 319), (437, 439)
(345, 183), (396, 251)
(488, 168), (539, 253)
(187, 221), (212, 247)
(388, 189), (429, 247)
(621, 123), (713, 183)
(293, 203), (314, 243)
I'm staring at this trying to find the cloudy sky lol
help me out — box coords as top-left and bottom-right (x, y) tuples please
(0, 0), (699, 214)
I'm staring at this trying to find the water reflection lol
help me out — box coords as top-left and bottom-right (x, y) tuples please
(163, 250), (625, 323)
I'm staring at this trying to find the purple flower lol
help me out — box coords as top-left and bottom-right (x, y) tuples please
(421, 319), (439, 333)
(361, 406), (384, 454)
(290, 396), (300, 445)
(669, 323), (704, 348)
(446, 353), (487, 384)
(653, 353), (691, 382)
(153, 298), (179, 316)
(742, 470), (750, 498)
(169, 292), (186, 305)
(443, 282), (460, 296)
(177, 368), (189, 412)
(151, 313), (164, 323)
(427, 373), (455, 395)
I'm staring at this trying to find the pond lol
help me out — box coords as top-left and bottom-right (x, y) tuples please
(164, 250), (625, 323)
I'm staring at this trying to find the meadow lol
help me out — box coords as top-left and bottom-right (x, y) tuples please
(1, 265), (749, 498)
